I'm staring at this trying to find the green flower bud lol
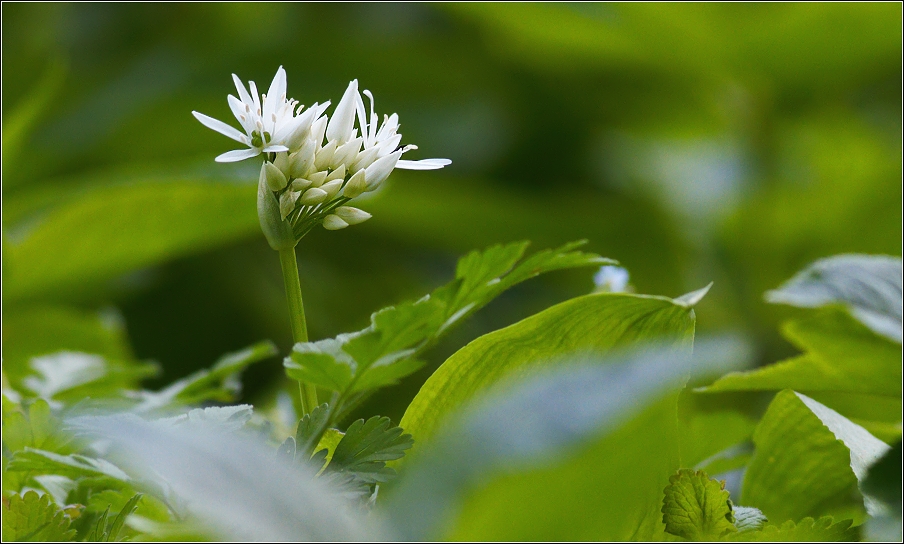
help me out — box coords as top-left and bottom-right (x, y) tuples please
(322, 214), (349, 230)
(300, 187), (329, 205)
(279, 191), (300, 220)
(290, 178), (313, 191)
(335, 206), (372, 225)
(308, 171), (328, 188)
(342, 170), (367, 198)
(321, 179), (343, 199)
(313, 140), (337, 171)
(326, 164), (346, 182)
(262, 162), (288, 192)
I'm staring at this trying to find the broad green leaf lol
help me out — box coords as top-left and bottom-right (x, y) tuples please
(23, 352), (158, 402)
(133, 341), (277, 412)
(733, 507), (768, 533)
(677, 389), (761, 470)
(728, 517), (858, 542)
(383, 340), (745, 541)
(742, 391), (890, 523)
(1, 306), (133, 388)
(9, 449), (132, 485)
(327, 417), (413, 485)
(765, 254), (902, 343)
(74, 415), (373, 541)
(3, 177), (261, 301)
(661, 469), (736, 541)
(862, 440), (902, 511)
(284, 241), (611, 396)
(1, 490), (76, 542)
(1, 398), (75, 457)
(400, 291), (697, 447)
(704, 308), (902, 435)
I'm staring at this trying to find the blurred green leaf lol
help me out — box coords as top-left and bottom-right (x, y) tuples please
(400, 291), (697, 447)
(156, 405), (253, 432)
(383, 340), (745, 541)
(23, 352), (158, 402)
(2, 306), (133, 388)
(9, 449), (132, 483)
(1, 490), (76, 542)
(4, 178), (260, 301)
(133, 340), (277, 412)
(861, 439), (902, 512)
(733, 506), (768, 534)
(661, 469), (736, 541)
(728, 516), (857, 542)
(765, 254), (902, 343)
(285, 241), (610, 396)
(742, 390), (889, 523)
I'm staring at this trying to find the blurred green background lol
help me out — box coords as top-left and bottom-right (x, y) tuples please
(3, 3), (901, 422)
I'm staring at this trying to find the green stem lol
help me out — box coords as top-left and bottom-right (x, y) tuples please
(279, 247), (319, 415)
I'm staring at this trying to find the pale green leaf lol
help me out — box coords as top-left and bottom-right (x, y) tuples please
(382, 340), (747, 541)
(8, 449), (131, 485)
(23, 352), (158, 401)
(765, 254), (902, 343)
(399, 292), (697, 447)
(728, 516), (858, 542)
(661, 469), (736, 541)
(741, 390), (889, 523)
(733, 506), (768, 533)
(1, 490), (76, 542)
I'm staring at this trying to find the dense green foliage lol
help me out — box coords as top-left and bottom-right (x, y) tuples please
(2, 3), (901, 542)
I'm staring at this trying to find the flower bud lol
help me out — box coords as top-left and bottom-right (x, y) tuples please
(290, 178), (312, 191)
(322, 214), (349, 230)
(342, 170), (367, 198)
(273, 152), (290, 174)
(350, 147), (379, 173)
(279, 191), (300, 219)
(289, 138), (316, 178)
(335, 206), (372, 225)
(314, 140), (337, 171)
(311, 115), (328, 146)
(326, 164), (346, 182)
(364, 150), (401, 192)
(261, 162), (288, 192)
(326, 80), (359, 145)
(331, 137), (363, 170)
(320, 179), (343, 199)
(308, 171), (328, 188)
(300, 187), (329, 205)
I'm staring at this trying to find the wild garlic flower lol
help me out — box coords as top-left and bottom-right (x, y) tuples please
(196, 68), (449, 250)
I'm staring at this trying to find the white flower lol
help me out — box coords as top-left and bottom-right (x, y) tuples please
(193, 66), (327, 162)
(594, 266), (630, 293)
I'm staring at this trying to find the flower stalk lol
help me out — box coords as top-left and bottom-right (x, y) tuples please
(278, 247), (319, 415)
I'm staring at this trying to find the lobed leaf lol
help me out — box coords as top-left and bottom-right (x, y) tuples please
(728, 516), (858, 542)
(1, 490), (77, 542)
(327, 416), (413, 485)
(661, 469), (736, 541)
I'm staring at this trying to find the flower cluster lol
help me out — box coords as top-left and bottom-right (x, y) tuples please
(193, 66), (449, 249)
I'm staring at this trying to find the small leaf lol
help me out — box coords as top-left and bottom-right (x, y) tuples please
(284, 339), (356, 392)
(105, 493), (142, 542)
(733, 506), (768, 533)
(675, 282), (714, 308)
(295, 403), (331, 458)
(728, 516), (858, 542)
(765, 254), (902, 342)
(328, 416), (413, 484)
(8, 449), (131, 484)
(2, 490), (77, 542)
(661, 469), (736, 541)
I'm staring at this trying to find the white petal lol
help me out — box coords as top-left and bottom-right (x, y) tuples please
(396, 158), (452, 170)
(262, 144), (289, 153)
(193, 111), (248, 143)
(232, 74), (253, 106)
(227, 95), (253, 134)
(327, 80), (359, 144)
(249, 81), (261, 114)
(215, 148), (261, 162)
(263, 66), (287, 126)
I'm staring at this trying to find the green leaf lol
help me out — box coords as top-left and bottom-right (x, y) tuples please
(3, 176), (262, 301)
(661, 469), (736, 541)
(134, 341), (277, 412)
(284, 241), (611, 396)
(1, 398), (75, 457)
(728, 517), (858, 542)
(88, 493), (141, 542)
(741, 390), (890, 523)
(383, 340), (746, 541)
(295, 403), (331, 458)
(327, 417), (413, 485)
(400, 291), (697, 447)
(862, 439), (902, 511)
(733, 506), (768, 533)
(8, 449), (132, 488)
(2, 490), (76, 542)
(765, 254), (902, 343)
(1, 306), (133, 389)
(157, 405), (254, 431)
(23, 352), (158, 402)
